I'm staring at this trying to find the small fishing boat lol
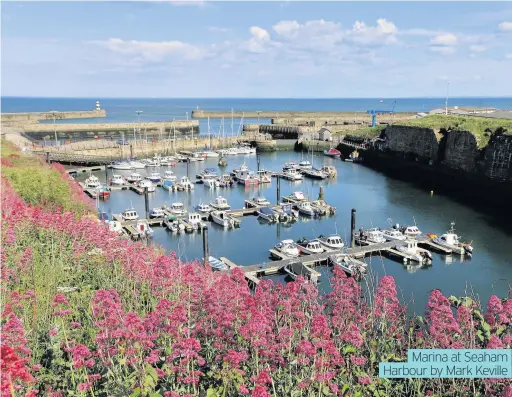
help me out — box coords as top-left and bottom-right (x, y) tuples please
(127, 172), (143, 183)
(210, 211), (236, 228)
(210, 196), (230, 210)
(162, 170), (177, 182)
(176, 176), (195, 191)
(328, 254), (367, 280)
(432, 222), (473, 255)
(203, 178), (220, 188)
(283, 161), (299, 171)
(165, 218), (185, 234)
(230, 162), (249, 177)
(121, 208), (139, 221)
(85, 174), (101, 188)
(96, 185), (111, 199)
(298, 160), (312, 170)
(187, 212), (206, 230)
(395, 239), (432, 263)
(324, 148), (341, 158)
(257, 169), (273, 184)
(402, 225), (422, 238)
(139, 179), (156, 192)
(274, 239), (300, 258)
(110, 174), (125, 186)
(357, 228), (386, 244)
(196, 168), (217, 182)
(235, 170), (260, 186)
(284, 191), (307, 202)
(318, 235), (345, 249)
(203, 151), (219, 158)
(206, 256), (228, 271)
(296, 238), (325, 255)
(194, 203), (213, 215)
(108, 220), (123, 234)
(169, 202), (187, 216)
(283, 262), (319, 283)
(149, 207), (165, 218)
(257, 207), (278, 223)
(246, 197), (271, 207)
(297, 202), (315, 217)
(129, 161), (146, 169)
(160, 157), (177, 166)
(274, 204), (299, 223)
(134, 219), (154, 238)
(320, 166), (337, 177)
(112, 161), (135, 170)
(344, 150), (361, 163)
(382, 229), (406, 241)
(146, 172), (161, 183)
(283, 168), (303, 181)
(219, 174), (234, 187)
(302, 168), (328, 180)
(161, 180), (174, 191)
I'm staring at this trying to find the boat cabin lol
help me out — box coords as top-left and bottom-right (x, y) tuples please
(188, 213), (202, 224)
(325, 236), (343, 248)
(122, 209), (139, 221)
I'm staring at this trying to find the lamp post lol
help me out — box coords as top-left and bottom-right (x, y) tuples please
(51, 111), (58, 146)
(256, 111), (261, 124)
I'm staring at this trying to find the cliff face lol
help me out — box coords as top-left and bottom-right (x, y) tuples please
(383, 125), (439, 160)
(484, 133), (512, 182)
(442, 130), (479, 173)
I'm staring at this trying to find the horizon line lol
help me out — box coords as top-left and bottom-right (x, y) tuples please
(3, 96), (512, 100)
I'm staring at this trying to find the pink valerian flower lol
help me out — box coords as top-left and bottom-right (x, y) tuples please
(239, 384), (249, 394)
(358, 375), (371, 385)
(70, 344), (92, 369)
(341, 323), (364, 347)
(350, 355), (368, 366)
(425, 290), (462, 348)
(251, 385), (270, 397)
(223, 350), (249, 369)
(486, 335), (504, 349)
(256, 370), (272, 386)
(1, 345), (34, 396)
(70, 322), (82, 328)
(52, 294), (69, 307)
(77, 382), (92, 392)
(49, 328), (59, 337)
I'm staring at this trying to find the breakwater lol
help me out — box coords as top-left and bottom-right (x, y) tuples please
(1, 109), (106, 123)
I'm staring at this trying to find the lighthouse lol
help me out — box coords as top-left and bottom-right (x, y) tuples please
(96, 100), (101, 111)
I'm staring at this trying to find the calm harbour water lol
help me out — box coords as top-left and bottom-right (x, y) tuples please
(75, 152), (511, 315)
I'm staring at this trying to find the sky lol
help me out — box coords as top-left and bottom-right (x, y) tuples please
(2, 1), (512, 98)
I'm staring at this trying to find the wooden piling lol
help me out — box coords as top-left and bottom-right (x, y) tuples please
(144, 187), (150, 220)
(203, 226), (209, 267)
(350, 208), (356, 248)
(276, 175), (281, 205)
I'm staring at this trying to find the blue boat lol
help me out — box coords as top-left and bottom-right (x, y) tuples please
(162, 180), (174, 191)
(258, 207), (278, 222)
(203, 256), (228, 271)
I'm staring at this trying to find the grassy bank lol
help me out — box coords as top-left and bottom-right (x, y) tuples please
(1, 144), (511, 397)
(398, 115), (512, 147)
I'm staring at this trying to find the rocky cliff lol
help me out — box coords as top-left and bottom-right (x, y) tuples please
(382, 125), (440, 160)
(442, 130), (479, 173)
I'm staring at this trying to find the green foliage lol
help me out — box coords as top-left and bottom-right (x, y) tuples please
(398, 115), (512, 148)
(342, 125), (386, 139)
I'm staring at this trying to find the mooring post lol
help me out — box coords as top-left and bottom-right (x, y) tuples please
(350, 208), (356, 248)
(105, 163), (109, 183)
(203, 226), (209, 267)
(318, 186), (325, 200)
(257, 154), (260, 171)
(144, 187), (150, 220)
(276, 175), (281, 205)
(187, 158), (190, 178)
(46, 152), (50, 163)
(130, 144), (134, 159)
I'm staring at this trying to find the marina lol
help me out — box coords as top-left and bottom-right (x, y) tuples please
(69, 150), (512, 313)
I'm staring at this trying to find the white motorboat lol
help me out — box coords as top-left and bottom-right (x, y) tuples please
(108, 220), (123, 235)
(112, 161), (134, 170)
(248, 197), (271, 207)
(235, 170), (260, 186)
(318, 235), (345, 249)
(298, 160), (312, 170)
(129, 161), (146, 169)
(203, 178), (220, 188)
(230, 162), (249, 177)
(274, 204), (299, 223)
(206, 256), (228, 271)
(257, 207), (278, 223)
(165, 219), (186, 234)
(146, 172), (161, 183)
(257, 169), (272, 184)
(169, 202), (187, 216)
(403, 225), (422, 237)
(162, 170), (177, 182)
(297, 202), (315, 217)
(320, 166), (337, 177)
(283, 168), (304, 181)
(432, 222), (473, 255)
(85, 174), (101, 188)
(196, 168), (217, 182)
(202, 151), (219, 158)
(274, 239), (300, 258)
(121, 208), (139, 221)
(194, 203), (213, 215)
(211, 211), (236, 228)
(283, 161), (299, 171)
(382, 229), (406, 241)
(284, 191), (307, 202)
(127, 172), (142, 183)
(395, 239), (432, 263)
(134, 219), (154, 238)
(302, 168), (328, 180)
(357, 228), (386, 244)
(139, 179), (155, 192)
(176, 176), (195, 191)
(149, 207), (165, 218)
(186, 212), (206, 230)
(160, 157), (177, 166)
(110, 174), (125, 186)
(328, 254), (367, 279)
(296, 238), (325, 255)
(210, 196), (230, 210)
(283, 262), (319, 283)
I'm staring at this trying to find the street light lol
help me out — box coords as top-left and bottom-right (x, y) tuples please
(256, 111), (261, 124)
(50, 110), (58, 146)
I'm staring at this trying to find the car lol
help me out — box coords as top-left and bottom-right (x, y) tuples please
(116, 140), (130, 145)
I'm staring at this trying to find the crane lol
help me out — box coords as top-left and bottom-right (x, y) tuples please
(367, 100), (396, 127)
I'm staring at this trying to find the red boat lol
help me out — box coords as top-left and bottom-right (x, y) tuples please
(323, 148), (341, 158)
(97, 187), (111, 199)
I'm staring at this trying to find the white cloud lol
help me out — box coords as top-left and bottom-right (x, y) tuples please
(469, 45), (487, 52)
(348, 18), (398, 45)
(498, 21), (512, 32)
(168, 0), (207, 7)
(89, 38), (205, 62)
(430, 46), (456, 55)
(241, 26), (274, 53)
(273, 20), (300, 38)
(430, 33), (458, 46)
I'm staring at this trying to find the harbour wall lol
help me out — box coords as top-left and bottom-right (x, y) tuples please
(1, 109), (106, 123)
(20, 120), (199, 141)
(339, 126), (512, 214)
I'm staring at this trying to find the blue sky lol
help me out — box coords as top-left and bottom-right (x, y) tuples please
(2, 1), (512, 98)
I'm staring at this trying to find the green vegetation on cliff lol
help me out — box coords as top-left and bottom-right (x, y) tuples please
(399, 115), (512, 147)
(335, 125), (385, 139)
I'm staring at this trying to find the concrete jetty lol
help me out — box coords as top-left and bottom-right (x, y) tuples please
(1, 109), (106, 123)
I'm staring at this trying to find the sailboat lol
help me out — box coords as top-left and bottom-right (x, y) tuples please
(202, 116), (219, 157)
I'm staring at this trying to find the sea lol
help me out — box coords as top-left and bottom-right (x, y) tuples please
(2, 96), (512, 315)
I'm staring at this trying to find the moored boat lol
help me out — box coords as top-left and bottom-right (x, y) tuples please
(176, 176), (195, 191)
(395, 239), (432, 263)
(85, 174), (101, 188)
(169, 202), (187, 217)
(297, 202), (315, 217)
(96, 185), (111, 199)
(257, 169), (272, 184)
(320, 166), (337, 177)
(432, 222), (473, 255)
(210, 196), (230, 210)
(283, 262), (319, 283)
(382, 229), (406, 241)
(246, 197), (270, 207)
(149, 207), (165, 218)
(235, 170), (260, 186)
(356, 228), (386, 244)
(328, 254), (367, 280)
(194, 203), (213, 215)
(161, 180), (174, 191)
(110, 174), (125, 186)
(187, 212), (206, 230)
(318, 235), (345, 249)
(283, 191), (307, 202)
(257, 207), (278, 223)
(121, 208), (139, 221)
(282, 168), (303, 181)
(134, 219), (154, 238)
(324, 148), (341, 158)
(296, 238), (325, 255)
(205, 256), (228, 271)
(298, 160), (312, 170)
(210, 210), (236, 228)
(127, 172), (143, 183)
(147, 172), (162, 183)
(274, 239), (300, 258)
(162, 170), (177, 182)
(139, 179), (156, 192)
(302, 168), (328, 180)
